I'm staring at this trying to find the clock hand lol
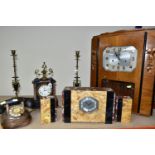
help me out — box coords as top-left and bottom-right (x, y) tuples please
(115, 52), (120, 60)
(44, 86), (47, 91)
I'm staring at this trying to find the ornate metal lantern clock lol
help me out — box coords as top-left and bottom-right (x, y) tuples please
(32, 62), (57, 108)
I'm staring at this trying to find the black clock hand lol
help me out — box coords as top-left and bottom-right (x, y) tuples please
(115, 52), (120, 60)
(44, 87), (46, 91)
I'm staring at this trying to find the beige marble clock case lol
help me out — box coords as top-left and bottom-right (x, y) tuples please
(71, 90), (107, 122)
(63, 87), (114, 123)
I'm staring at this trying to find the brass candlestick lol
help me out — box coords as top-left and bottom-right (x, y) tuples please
(73, 51), (81, 87)
(11, 50), (20, 98)
(0, 50), (32, 129)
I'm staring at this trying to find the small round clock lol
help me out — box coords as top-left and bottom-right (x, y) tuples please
(103, 46), (137, 72)
(38, 83), (52, 97)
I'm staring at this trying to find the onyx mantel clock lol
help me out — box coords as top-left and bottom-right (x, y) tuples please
(32, 62), (57, 108)
(91, 29), (155, 116)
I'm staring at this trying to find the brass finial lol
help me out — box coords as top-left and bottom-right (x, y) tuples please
(35, 62), (54, 78)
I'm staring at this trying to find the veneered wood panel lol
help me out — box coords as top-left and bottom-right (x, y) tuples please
(139, 31), (155, 115)
(97, 31), (145, 113)
(91, 29), (155, 115)
(91, 36), (99, 87)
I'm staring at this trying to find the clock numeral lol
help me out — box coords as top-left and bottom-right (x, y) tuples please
(103, 46), (137, 72)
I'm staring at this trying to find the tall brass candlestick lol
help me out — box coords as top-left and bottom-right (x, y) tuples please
(11, 50), (20, 98)
(73, 51), (81, 87)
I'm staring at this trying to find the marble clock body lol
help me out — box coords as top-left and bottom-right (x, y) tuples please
(63, 87), (114, 123)
(32, 77), (56, 108)
(91, 29), (155, 116)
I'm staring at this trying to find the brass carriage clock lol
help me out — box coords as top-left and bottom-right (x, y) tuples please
(32, 62), (58, 108)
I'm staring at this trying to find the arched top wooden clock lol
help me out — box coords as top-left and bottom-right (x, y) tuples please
(32, 62), (57, 108)
(91, 29), (155, 116)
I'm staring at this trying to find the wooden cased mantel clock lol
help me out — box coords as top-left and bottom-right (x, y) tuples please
(32, 62), (57, 108)
(91, 29), (155, 116)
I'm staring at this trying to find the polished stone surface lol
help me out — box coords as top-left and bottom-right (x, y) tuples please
(0, 96), (155, 129)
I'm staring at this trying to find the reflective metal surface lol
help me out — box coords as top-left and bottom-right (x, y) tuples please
(79, 97), (98, 113)
(8, 102), (25, 118)
(103, 46), (137, 72)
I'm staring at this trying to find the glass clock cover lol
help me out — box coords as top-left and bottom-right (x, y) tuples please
(38, 83), (52, 97)
(79, 97), (98, 113)
(103, 46), (137, 72)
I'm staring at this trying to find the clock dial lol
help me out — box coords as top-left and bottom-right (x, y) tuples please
(79, 97), (98, 113)
(38, 84), (52, 97)
(103, 46), (137, 72)
(9, 104), (24, 117)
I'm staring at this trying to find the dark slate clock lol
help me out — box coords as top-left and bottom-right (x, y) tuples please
(32, 62), (57, 108)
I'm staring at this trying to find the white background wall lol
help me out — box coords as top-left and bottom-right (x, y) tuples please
(0, 26), (153, 95)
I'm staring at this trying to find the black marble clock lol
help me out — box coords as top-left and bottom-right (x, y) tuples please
(32, 62), (57, 108)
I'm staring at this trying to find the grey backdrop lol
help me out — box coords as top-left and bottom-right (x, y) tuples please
(0, 26), (153, 95)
